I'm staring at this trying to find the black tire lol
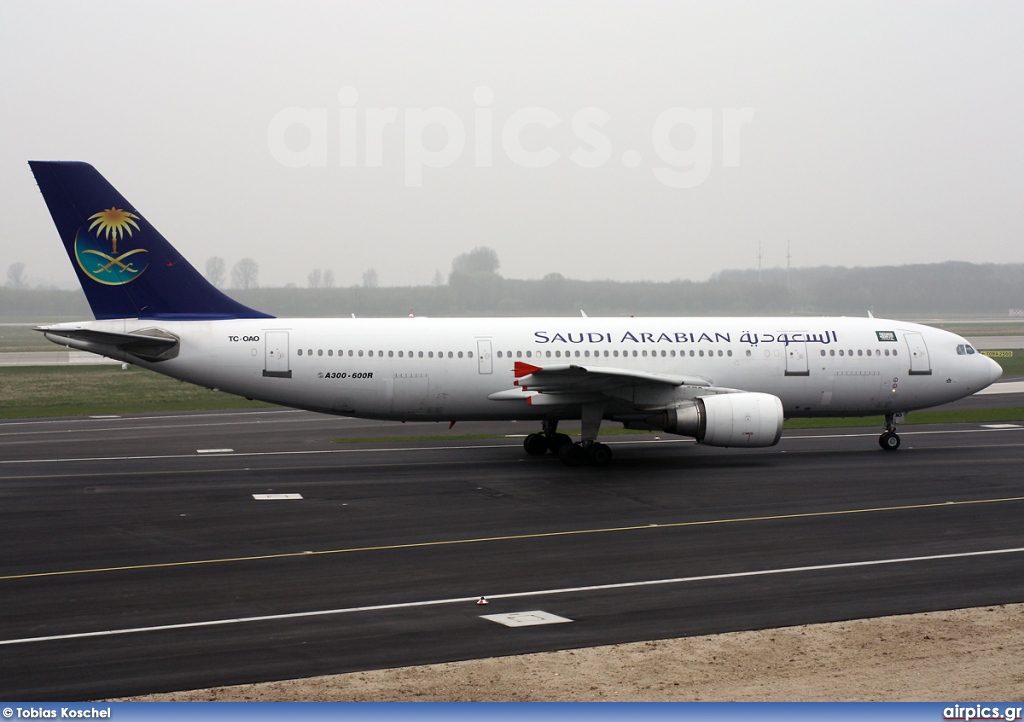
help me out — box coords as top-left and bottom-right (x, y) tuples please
(587, 442), (613, 466)
(558, 442), (586, 467)
(879, 431), (901, 451)
(523, 433), (549, 456)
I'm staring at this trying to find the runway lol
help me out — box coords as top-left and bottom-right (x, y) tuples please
(1, 404), (1024, 699)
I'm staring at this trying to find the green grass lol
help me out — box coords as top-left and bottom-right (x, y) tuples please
(981, 350), (1024, 377)
(0, 365), (272, 418)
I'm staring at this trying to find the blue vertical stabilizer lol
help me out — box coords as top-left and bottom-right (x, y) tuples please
(30, 161), (272, 320)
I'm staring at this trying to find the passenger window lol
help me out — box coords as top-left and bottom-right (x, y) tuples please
(839, 350), (844, 356)
(358, 350), (364, 357)
(297, 349), (303, 356)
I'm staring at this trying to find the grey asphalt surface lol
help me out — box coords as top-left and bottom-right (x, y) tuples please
(1, 400), (1023, 700)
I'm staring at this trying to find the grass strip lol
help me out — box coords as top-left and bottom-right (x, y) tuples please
(0, 365), (271, 418)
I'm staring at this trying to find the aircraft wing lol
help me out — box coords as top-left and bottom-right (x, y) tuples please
(487, 361), (714, 407)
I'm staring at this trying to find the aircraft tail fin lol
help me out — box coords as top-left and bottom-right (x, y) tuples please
(29, 161), (272, 320)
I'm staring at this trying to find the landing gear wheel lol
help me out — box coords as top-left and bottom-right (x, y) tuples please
(879, 430), (901, 451)
(558, 442), (587, 467)
(547, 433), (573, 454)
(586, 442), (613, 466)
(523, 433), (549, 456)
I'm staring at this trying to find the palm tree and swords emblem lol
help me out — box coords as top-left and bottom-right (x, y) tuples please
(74, 207), (150, 285)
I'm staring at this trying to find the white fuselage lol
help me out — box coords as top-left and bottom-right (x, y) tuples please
(46, 315), (1002, 424)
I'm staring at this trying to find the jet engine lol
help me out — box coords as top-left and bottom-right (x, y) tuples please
(661, 392), (784, 447)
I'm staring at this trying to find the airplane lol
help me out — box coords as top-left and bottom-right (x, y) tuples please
(29, 161), (1003, 466)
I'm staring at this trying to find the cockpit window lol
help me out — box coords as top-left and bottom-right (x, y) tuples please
(956, 344), (966, 355)
(966, 345), (976, 355)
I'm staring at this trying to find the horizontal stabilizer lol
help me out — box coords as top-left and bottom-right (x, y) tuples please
(37, 326), (179, 362)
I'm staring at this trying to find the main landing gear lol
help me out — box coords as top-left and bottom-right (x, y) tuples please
(523, 409), (613, 467)
(879, 412), (902, 451)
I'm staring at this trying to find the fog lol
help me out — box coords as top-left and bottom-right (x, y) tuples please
(2, 1), (1022, 290)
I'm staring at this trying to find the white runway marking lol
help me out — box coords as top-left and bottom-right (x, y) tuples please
(977, 381), (1024, 394)
(481, 611), (573, 627)
(2, 546), (1022, 647)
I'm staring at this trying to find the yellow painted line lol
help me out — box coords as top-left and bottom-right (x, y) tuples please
(4, 495), (1024, 582)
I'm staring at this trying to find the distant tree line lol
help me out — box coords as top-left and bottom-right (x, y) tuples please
(5, 257), (1024, 320)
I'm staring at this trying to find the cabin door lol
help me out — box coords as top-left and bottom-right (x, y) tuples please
(263, 331), (292, 378)
(477, 339), (493, 375)
(904, 332), (932, 375)
(783, 339), (809, 376)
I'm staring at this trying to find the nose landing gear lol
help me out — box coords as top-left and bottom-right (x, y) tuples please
(879, 412), (903, 451)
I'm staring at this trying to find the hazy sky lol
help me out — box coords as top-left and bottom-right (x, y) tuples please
(2, 0), (1022, 289)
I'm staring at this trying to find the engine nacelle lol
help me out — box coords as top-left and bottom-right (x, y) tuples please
(661, 392), (784, 447)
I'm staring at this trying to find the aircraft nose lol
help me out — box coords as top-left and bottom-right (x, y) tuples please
(987, 355), (1003, 385)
